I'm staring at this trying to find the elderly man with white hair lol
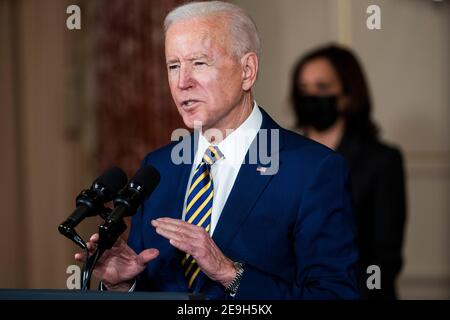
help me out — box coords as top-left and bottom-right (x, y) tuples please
(76, 1), (359, 300)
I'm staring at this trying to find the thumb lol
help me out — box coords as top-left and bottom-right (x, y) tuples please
(137, 248), (159, 265)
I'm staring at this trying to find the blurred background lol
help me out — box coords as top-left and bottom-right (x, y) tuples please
(0, 0), (448, 299)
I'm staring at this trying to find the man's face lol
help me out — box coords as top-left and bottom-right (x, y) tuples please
(165, 16), (246, 132)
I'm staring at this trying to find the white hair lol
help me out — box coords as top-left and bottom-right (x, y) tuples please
(164, 1), (261, 59)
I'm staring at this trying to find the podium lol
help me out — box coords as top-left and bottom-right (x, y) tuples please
(0, 289), (204, 300)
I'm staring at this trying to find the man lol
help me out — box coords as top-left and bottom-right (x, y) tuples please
(76, 1), (359, 299)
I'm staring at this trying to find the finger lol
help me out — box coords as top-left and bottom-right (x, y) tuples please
(155, 221), (200, 241)
(74, 252), (86, 262)
(154, 225), (187, 242)
(75, 245), (99, 262)
(169, 239), (191, 253)
(153, 219), (204, 239)
(86, 241), (97, 251)
(154, 217), (181, 224)
(89, 233), (99, 243)
(153, 218), (196, 230)
(137, 248), (159, 265)
(151, 219), (190, 233)
(156, 218), (205, 237)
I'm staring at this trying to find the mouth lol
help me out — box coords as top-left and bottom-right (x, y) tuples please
(180, 99), (201, 110)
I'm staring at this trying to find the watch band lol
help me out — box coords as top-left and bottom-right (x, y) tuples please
(225, 261), (245, 297)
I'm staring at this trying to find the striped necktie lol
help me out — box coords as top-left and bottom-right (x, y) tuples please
(182, 145), (224, 290)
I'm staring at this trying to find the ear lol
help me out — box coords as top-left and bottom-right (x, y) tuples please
(241, 52), (258, 91)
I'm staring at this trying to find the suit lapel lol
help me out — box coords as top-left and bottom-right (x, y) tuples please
(171, 130), (198, 219)
(193, 108), (284, 293)
(212, 162), (274, 250)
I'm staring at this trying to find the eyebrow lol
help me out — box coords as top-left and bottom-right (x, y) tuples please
(166, 59), (179, 65)
(187, 53), (210, 60)
(166, 54), (211, 65)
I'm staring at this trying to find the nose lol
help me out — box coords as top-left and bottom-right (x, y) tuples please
(178, 65), (194, 90)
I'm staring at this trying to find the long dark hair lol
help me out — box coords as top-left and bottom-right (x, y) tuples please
(290, 44), (378, 139)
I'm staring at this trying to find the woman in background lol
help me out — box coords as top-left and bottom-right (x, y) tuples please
(290, 45), (407, 299)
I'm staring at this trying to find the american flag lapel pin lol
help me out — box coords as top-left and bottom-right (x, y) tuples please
(256, 166), (267, 173)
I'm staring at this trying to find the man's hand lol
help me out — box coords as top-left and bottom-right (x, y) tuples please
(74, 233), (159, 291)
(151, 218), (236, 287)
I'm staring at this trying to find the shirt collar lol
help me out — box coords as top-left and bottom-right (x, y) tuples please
(196, 101), (262, 168)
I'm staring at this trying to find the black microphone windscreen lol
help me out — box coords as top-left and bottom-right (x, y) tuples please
(94, 166), (128, 200)
(131, 165), (160, 198)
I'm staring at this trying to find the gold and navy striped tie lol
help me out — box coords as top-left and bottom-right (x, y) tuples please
(182, 145), (224, 290)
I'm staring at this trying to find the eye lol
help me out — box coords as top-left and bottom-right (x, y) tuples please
(168, 64), (180, 71)
(194, 61), (207, 67)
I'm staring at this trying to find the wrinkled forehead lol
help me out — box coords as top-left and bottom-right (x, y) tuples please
(165, 15), (231, 56)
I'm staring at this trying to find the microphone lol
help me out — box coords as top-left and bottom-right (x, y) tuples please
(98, 165), (160, 250)
(58, 166), (128, 248)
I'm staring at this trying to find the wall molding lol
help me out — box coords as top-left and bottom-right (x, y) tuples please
(405, 151), (450, 178)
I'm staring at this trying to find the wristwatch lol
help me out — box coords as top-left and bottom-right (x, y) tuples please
(225, 261), (245, 297)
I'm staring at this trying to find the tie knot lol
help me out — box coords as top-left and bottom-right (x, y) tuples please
(203, 145), (224, 165)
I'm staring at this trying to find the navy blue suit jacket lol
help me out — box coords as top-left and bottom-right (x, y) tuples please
(128, 108), (359, 299)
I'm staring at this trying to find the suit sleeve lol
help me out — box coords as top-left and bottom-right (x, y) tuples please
(234, 153), (360, 300)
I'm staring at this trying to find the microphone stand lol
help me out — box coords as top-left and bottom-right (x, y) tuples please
(80, 216), (127, 291)
(81, 248), (101, 291)
(79, 206), (112, 291)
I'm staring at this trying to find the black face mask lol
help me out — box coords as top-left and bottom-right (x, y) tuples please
(294, 95), (339, 131)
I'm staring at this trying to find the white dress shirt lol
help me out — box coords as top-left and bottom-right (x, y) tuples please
(182, 102), (263, 235)
(102, 102), (262, 292)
